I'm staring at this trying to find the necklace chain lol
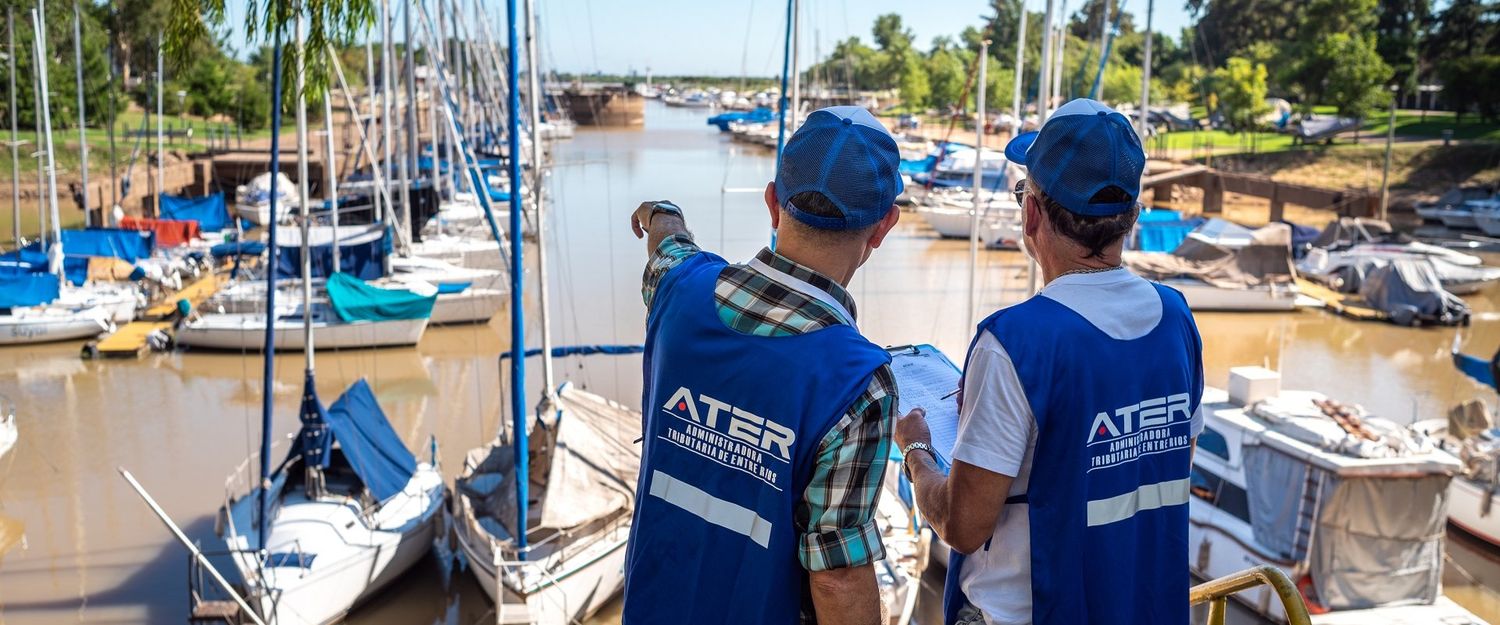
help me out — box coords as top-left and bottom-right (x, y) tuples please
(1055, 265), (1125, 279)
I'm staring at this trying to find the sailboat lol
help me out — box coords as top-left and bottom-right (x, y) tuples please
(209, 13), (446, 624)
(438, 1), (640, 620)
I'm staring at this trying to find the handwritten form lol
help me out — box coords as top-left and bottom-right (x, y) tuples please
(887, 345), (964, 467)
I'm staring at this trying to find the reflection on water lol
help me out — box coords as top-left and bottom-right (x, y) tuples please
(1, 101), (1499, 624)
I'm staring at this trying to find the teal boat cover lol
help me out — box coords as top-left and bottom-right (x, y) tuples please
(325, 272), (435, 322)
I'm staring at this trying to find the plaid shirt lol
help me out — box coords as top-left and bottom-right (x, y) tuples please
(642, 233), (896, 577)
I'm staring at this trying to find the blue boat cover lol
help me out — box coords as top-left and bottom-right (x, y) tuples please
(1135, 217), (1206, 253)
(159, 192), (231, 232)
(289, 376), (417, 502)
(326, 272), (436, 322)
(0, 271), (59, 307)
(275, 226), (389, 281)
(498, 343), (645, 360)
(435, 281), (471, 294)
(900, 155), (937, 175)
(1138, 209), (1184, 223)
(1455, 351), (1495, 390)
(0, 248), (47, 273)
(61, 228), (155, 261)
(210, 241), (268, 259)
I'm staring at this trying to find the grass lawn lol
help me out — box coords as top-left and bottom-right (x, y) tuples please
(0, 109), (295, 176)
(1150, 109), (1498, 157)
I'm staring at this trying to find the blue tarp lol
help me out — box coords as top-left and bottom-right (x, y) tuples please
(210, 241), (268, 259)
(900, 155), (937, 175)
(275, 225), (389, 281)
(1136, 217), (1207, 253)
(707, 107), (775, 131)
(60, 228), (154, 261)
(159, 192), (231, 232)
(0, 272), (59, 307)
(0, 249), (47, 274)
(326, 272), (435, 322)
(1455, 351), (1495, 390)
(289, 377), (417, 502)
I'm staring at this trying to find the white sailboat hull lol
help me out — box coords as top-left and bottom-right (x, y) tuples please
(177, 313), (428, 350)
(1447, 475), (1500, 548)
(0, 307), (112, 345)
(460, 525), (630, 625)
(918, 206), (977, 238)
(430, 288), (505, 325)
(223, 466), (446, 625)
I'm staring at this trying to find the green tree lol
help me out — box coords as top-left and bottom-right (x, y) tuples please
(1210, 57), (1270, 131)
(926, 40), (971, 110)
(1187, 0), (1302, 64)
(1437, 56), (1500, 122)
(1425, 0), (1499, 62)
(897, 53), (930, 109)
(1298, 32), (1394, 117)
(0, 0), (126, 130)
(1375, 0), (1429, 91)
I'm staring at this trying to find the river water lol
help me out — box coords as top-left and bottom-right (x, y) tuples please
(2, 101), (1500, 624)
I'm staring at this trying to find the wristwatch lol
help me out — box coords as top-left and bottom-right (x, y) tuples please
(901, 441), (938, 481)
(646, 201), (683, 230)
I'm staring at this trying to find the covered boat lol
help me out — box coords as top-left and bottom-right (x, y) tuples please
(454, 383), (640, 624)
(1301, 218), (1500, 295)
(1124, 221), (1301, 311)
(1191, 367), (1483, 624)
(1414, 343), (1500, 549)
(0, 270), (112, 345)
(235, 172), (302, 226)
(158, 192), (234, 233)
(219, 377), (445, 625)
(178, 272), (434, 350)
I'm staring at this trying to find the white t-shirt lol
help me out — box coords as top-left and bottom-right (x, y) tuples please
(949, 269), (1204, 625)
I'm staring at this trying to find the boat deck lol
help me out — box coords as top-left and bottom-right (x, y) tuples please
(85, 274), (223, 359)
(1293, 277), (1388, 322)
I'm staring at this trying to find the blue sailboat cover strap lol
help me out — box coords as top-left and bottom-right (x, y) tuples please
(289, 377), (418, 502)
(326, 272), (436, 322)
(158, 192), (231, 232)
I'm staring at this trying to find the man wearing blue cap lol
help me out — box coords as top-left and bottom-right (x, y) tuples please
(895, 99), (1204, 625)
(622, 106), (905, 624)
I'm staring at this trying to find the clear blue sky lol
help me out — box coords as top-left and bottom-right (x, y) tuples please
(221, 1), (1195, 77)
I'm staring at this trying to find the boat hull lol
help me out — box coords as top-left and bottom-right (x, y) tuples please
(430, 288), (505, 325)
(460, 524), (630, 625)
(0, 309), (111, 345)
(1446, 476), (1500, 548)
(177, 315), (428, 350)
(1166, 280), (1301, 312)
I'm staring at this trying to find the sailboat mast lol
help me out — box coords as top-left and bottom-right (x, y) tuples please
(505, 0), (529, 558)
(155, 36), (163, 205)
(969, 40), (988, 333)
(1037, 0), (1054, 123)
(32, 6), (63, 280)
(1138, 0), (1153, 137)
(72, 1), (88, 227)
(525, 0), (553, 396)
(258, 0), (289, 553)
(401, 0), (416, 238)
(8, 8), (19, 248)
(789, 0), (799, 123)
(772, 0), (793, 164)
(1012, 6), (1026, 136)
(325, 88), (340, 275)
(364, 35), (382, 235)
(295, 12), (315, 367)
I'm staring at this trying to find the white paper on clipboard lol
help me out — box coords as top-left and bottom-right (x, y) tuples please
(886, 344), (963, 467)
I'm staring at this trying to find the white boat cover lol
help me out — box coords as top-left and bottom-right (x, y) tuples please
(1238, 392), (1456, 610)
(1123, 222), (1295, 288)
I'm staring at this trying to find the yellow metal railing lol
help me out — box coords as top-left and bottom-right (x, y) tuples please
(1190, 566), (1312, 625)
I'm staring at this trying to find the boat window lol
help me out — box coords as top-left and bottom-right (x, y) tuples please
(1197, 427), (1230, 462)
(1190, 466), (1251, 523)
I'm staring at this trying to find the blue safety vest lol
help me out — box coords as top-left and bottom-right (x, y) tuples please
(624, 252), (891, 624)
(944, 283), (1201, 625)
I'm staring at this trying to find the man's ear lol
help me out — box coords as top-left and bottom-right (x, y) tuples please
(867, 205), (901, 249)
(1023, 196), (1042, 239)
(764, 182), (781, 230)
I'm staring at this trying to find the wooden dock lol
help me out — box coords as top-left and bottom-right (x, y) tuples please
(1294, 278), (1388, 322)
(84, 273), (223, 359)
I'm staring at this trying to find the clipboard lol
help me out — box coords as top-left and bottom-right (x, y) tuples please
(886, 344), (963, 469)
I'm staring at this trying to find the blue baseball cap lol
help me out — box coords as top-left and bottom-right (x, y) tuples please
(775, 106), (904, 231)
(1004, 98), (1144, 217)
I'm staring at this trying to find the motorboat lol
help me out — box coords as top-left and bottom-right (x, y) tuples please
(1417, 343), (1500, 549)
(1125, 221), (1304, 312)
(1465, 197), (1500, 236)
(1190, 367), (1484, 624)
(1300, 218), (1500, 295)
(217, 379), (446, 625)
(234, 172), (302, 226)
(453, 384), (639, 624)
(1416, 187), (1493, 224)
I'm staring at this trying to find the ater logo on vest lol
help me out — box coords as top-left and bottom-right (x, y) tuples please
(1086, 393), (1195, 472)
(662, 386), (797, 462)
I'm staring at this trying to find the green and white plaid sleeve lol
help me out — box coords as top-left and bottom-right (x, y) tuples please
(797, 364), (897, 571)
(641, 233), (701, 310)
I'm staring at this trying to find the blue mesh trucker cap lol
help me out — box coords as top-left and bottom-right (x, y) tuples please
(1004, 98), (1145, 217)
(775, 106), (904, 231)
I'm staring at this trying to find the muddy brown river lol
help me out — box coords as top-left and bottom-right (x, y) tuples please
(2, 101), (1499, 624)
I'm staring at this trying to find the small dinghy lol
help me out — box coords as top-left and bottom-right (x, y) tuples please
(220, 378), (445, 625)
